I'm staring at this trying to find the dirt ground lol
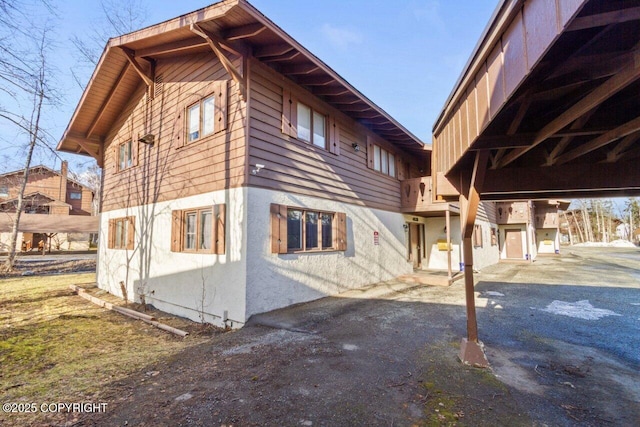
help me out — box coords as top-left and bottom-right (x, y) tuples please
(3, 247), (639, 426)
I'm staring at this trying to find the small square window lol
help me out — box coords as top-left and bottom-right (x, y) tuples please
(69, 192), (81, 200)
(118, 140), (133, 171)
(296, 102), (327, 148)
(0, 185), (8, 198)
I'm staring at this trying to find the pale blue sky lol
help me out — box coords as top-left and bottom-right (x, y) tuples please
(0, 0), (497, 173)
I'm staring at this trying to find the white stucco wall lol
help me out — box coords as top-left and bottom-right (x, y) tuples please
(244, 188), (413, 319)
(536, 228), (560, 254)
(97, 187), (248, 328)
(0, 232), (22, 252)
(471, 218), (500, 271)
(424, 216), (462, 271)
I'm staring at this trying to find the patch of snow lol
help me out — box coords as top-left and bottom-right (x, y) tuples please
(630, 303), (640, 306)
(175, 393), (193, 401)
(573, 240), (636, 248)
(485, 291), (505, 297)
(342, 344), (358, 351)
(538, 300), (621, 320)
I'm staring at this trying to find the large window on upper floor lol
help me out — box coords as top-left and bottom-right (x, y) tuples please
(0, 185), (8, 198)
(281, 88), (340, 155)
(180, 81), (228, 148)
(296, 102), (327, 149)
(118, 140), (134, 171)
(187, 95), (215, 143)
(367, 138), (398, 178)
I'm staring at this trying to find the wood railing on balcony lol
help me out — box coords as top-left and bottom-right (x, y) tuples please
(400, 176), (434, 212)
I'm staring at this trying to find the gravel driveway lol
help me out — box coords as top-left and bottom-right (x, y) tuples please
(79, 246), (639, 426)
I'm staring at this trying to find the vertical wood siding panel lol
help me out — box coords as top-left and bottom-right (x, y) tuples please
(488, 41), (505, 119)
(503, 13), (528, 97)
(467, 87), (478, 143)
(329, 115), (340, 155)
(126, 216), (135, 250)
(270, 203), (287, 254)
(524, 0), (560, 70)
(476, 64), (490, 133)
(558, 0), (585, 27)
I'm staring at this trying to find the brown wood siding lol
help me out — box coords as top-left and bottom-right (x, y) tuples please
(0, 170), (62, 202)
(248, 59), (422, 211)
(101, 52), (247, 212)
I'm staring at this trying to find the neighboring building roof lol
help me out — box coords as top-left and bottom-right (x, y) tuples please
(0, 192), (72, 208)
(58, 0), (426, 162)
(0, 164), (94, 195)
(0, 214), (99, 233)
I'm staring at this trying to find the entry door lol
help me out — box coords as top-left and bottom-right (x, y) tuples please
(409, 223), (421, 268)
(505, 229), (523, 259)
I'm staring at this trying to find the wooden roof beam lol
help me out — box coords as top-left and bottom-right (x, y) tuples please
(496, 51), (640, 168)
(65, 135), (102, 165)
(294, 74), (334, 86)
(190, 23), (246, 101)
(555, 115), (640, 165)
(544, 108), (597, 166)
(262, 51), (300, 63)
(603, 132), (640, 163)
(224, 23), (266, 40)
(119, 47), (153, 87)
(134, 37), (208, 58)
(568, 6), (640, 32)
(311, 86), (350, 97)
(279, 63), (319, 75)
(86, 63), (130, 140)
(254, 44), (293, 58)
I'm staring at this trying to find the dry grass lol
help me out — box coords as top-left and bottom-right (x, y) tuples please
(0, 273), (213, 426)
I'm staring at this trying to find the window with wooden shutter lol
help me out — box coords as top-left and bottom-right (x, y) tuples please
(271, 204), (346, 253)
(281, 88), (297, 138)
(171, 204), (226, 254)
(473, 224), (483, 248)
(329, 115), (340, 155)
(108, 216), (135, 250)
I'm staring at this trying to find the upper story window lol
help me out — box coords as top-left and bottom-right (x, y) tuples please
(297, 102), (326, 149)
(281, 88), (340, 155)
(69, 191), (82, 200)
(369, 143), (396, 177)
(0, 185), (8, 198)
(118, 140), (133, 171)
(187, 95), (215, 143)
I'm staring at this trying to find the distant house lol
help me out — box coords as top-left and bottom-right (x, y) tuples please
(0, 161), (98, 252)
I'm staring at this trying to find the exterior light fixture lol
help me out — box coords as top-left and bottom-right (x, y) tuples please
(352, 143), (360, 152)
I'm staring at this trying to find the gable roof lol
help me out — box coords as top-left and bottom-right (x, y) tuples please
(0, 192), (72, 208)
(0, 165), (93, 194)
(58, 0), (425, 162)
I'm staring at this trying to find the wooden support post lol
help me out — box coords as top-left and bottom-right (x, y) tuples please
(458, 151), (490, 368)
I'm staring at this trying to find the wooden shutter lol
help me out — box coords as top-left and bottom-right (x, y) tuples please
(366, 136), (374, 169)
(171, 210), (183, 252)
(132, 140), (139, 167)
(108, 219), (115, 249)
(215, 80), (228, 133)
(334, 212), (347, 251)
(329, 115), (340, 155)
(126, 216), (135, 250)
(214, 204), (226, 254)
(281, 88), (297, 138)
(270, 203), (288, 254)
(174, 109), (185, 149)
(396, 156), (406, 180)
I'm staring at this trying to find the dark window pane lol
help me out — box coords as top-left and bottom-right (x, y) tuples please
(306, 211), (318, 249)
(287, 210), (302, 250)
(321, 213), (333, 248)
